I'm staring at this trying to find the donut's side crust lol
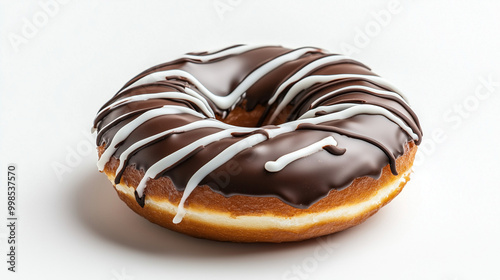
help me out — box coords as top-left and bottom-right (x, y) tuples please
(99, 142), (417, 242)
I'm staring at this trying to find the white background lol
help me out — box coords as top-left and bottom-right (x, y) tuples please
(1, 0), (500, 279)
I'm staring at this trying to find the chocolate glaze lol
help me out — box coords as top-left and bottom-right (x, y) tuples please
(94, 45), (422, 208)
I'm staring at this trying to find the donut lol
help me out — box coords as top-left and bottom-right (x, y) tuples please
(92, 45), (422, 242)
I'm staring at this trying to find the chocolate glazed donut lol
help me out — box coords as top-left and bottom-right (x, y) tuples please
(93, 45), (422, 242)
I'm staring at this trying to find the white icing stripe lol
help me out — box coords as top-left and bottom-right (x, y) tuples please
(298, 103), (358, 119)
(119, 48), (319, 110)
(181, 45), (266, 62)
(97, 92), (215, 121)
(296, 103), (419, 140)
(173, 133), (268, 224)
(134, 126), (257, 197)
(268, 74), (407, 123)
(134, 125), (294, 199)
(268, 55), (350, 104)
(96, 110), (147, 137)
(114, 119), (235, 177)
(309, 85), (408, 108)
(183, 87), (215, 116)
(97, 105), (205, 171)
(265, 136), (339, 172)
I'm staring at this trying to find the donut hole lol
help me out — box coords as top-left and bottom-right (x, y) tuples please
(215, 101), (292, 127)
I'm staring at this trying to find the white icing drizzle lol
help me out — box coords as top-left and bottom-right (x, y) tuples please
(298, 103), (357, 119)
(118, 47), (319, 111)
(114, 119), (234, 177)
(183, 87), (216, 116)
(97, 105), (205, 171)
(173, 133), (268, 223)
(309, 85), (409, 108)
(297, 103), (419, 141)
(97, 91), (215, 121)
(268, 74), (407, 123)
(268, 55), (350, 104)
(181, 45), (266, 62)
(135, 126), (257, 197)
(265, 136), (339, 172)
(93, 88), (215, 134)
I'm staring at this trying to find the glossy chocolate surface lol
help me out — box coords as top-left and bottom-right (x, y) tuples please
(94, 45), (422, 208)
